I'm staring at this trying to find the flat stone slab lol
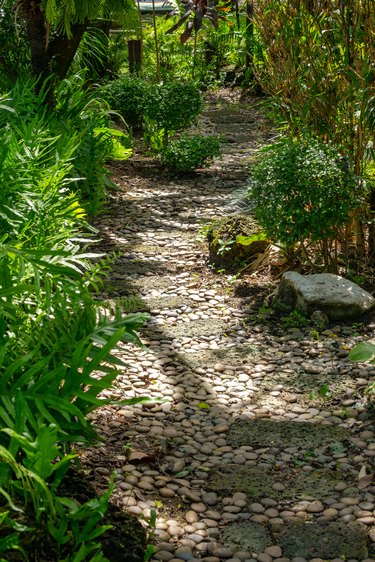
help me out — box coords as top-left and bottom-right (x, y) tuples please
(176, 345), (262, 369)
(274, 272), (375, 320)
(259, 368), (363, 396)
(147, 319), (227, 339)
(276, 522), (368, 559)
(208, 465), (345, 500)
(221, 522), (272, 553)
(228, 418), (350, 449)
(221, 521), (368, 559)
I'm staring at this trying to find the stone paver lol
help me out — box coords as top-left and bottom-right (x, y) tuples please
(87, 91), (375, 562)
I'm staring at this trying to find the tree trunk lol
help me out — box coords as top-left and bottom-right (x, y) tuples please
(20, 0), (50, 83)
(19, 0), (87, 101)
(47, 23), (87, 81)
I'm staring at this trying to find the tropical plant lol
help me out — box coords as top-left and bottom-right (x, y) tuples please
(0, 79), (148, 559)
(6, 0), (138, 96)
(166, 0), (218, 44)
(161, 133), (221, 171)
(247, 137), (360, 268)
(4, 76), (132, 214)
(0, 79), (146, 449)
(0, 431), (115, 560)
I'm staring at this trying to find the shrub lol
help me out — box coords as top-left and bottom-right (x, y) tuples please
(247, 137), (360, 251)
(144, 81), (203, 139)
(6, 77), (132, 215)
(161, 134), (221, 172)
(100, 75), (149, 128)
(54, 76), (132, 213)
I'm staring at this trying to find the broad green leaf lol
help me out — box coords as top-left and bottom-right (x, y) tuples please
(236, 232), (268, 245)
(0, 533), (22, 554)
(197, 402), (210, 409)
(349, 341), (375, 363)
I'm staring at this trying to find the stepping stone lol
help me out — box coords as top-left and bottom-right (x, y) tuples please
(220, 521), (369, 559)
(221, 522), (272, 553)
(147, 319), (227, 339)
(176, 345), (262, 369)
(275, 522), (368, 559)
(143, 296), (193, 310)
(228, 418), (350, 449)
(207, 465), (347, 500)
(259, 369), (361, 396)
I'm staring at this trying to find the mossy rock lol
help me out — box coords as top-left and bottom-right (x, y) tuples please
(206, 216), (269, 272)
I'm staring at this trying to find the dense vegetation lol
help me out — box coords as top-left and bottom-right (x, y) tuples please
(0, 0), (374, 559)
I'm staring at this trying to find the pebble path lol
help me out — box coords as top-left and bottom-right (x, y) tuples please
(88, 91), (375, 562)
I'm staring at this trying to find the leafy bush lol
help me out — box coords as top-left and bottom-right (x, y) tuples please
(5, 77), (132, 215)
(54, 76), (132, 213)
(247, 137), (359, 250)
(144, 81), (203, 139)
(100, 75), (149, 128)
(161, 134), (221, 172)
(102, 78), (204, 150)
(0, 82), (145, 450)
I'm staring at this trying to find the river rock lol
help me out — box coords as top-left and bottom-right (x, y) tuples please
(274, 272), (375, 321)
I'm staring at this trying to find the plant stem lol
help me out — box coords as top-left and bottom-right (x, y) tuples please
(151, 0), (161, 82)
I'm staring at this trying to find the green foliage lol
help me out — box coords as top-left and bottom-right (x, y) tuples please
(0, 431), (113, 560)
(54, 76), (132, 213)
(0, 1), (30, 89)
(102, 78), (203, 141)
(161, 134), (221, 172)
(349, 341), (375, 363)
(247, 137), (359, 250)
(140, 11), (247, 85)
(281, 310), (309, 329)
(253, 0), (374, 176)
(144, 81), (203, 138)
(236, 232), (268, 246)
(101, 75), (149, 128)
(4, 76), (132, 214)
(349, 341), (375, 396)
(0, 78), (146, 558)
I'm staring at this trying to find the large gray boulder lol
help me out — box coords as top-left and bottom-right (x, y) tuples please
(274, 272), (375, 321)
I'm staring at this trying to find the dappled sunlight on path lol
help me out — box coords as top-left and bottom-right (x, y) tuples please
(85, 92), (375, 562)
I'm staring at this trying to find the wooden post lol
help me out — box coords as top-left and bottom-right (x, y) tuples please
(128, 39), (142, 75)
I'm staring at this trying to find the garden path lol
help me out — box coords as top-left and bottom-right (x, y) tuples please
(86, 90), (375, 562)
